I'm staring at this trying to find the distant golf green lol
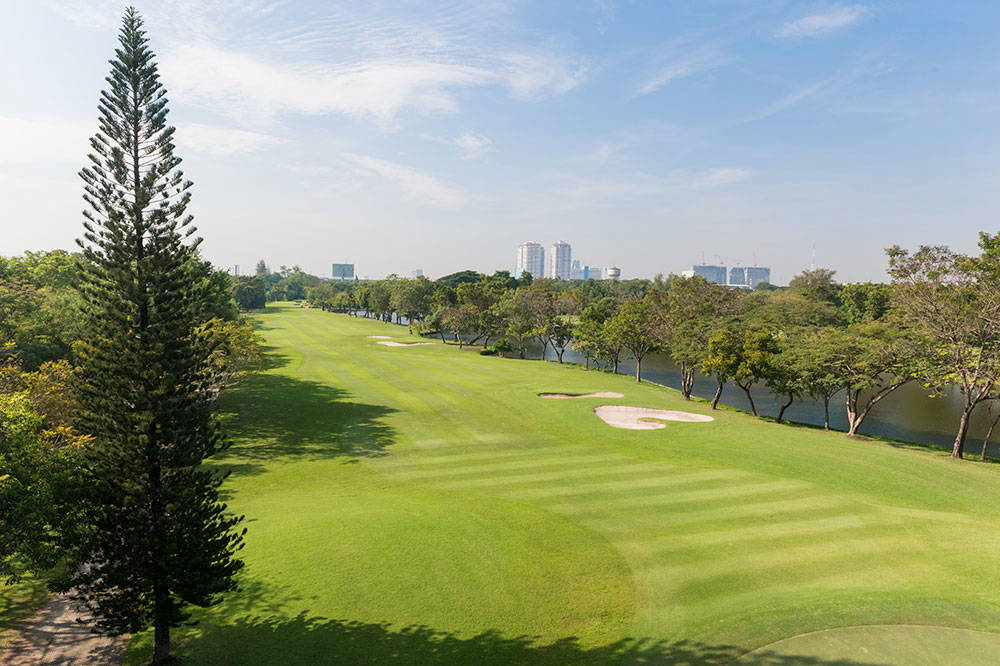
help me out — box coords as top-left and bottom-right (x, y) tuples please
(114, 303), (1000, 664)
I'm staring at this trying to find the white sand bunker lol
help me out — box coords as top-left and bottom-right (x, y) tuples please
(368, 335), (392, 339)
(539, 392), (624, 399)
(377, 341), (434, 347)
(595, 405), (714, 430)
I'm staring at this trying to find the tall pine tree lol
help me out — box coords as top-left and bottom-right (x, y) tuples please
(70, 8), (244, 663)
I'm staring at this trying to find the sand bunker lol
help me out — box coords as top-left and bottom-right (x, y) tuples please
(377, 341), (434, 347)
(539, 392), (625, 399)
(595, 405), (714, 430)
(368, 335), (392, 339)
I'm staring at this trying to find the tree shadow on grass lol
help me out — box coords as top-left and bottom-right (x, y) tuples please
(212, 372), (397, 478)
(171, 612), (887, 666)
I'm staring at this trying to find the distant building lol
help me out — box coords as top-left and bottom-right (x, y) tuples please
(570, 259), (584, 280)
(605, 266), (621, 282)
(588, 266), (603, 280)
(413, 268), (424, 278)
(692, 265), (727, 284)
(516, 241), (545, 279)
(331, 263), (355, 280)
(680, 269), (695, 278)
(550, 241), (572, 280)
(729, 267), (747, 286)
(746, 267), (771, 288)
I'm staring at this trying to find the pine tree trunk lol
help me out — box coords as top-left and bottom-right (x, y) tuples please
(823, 397), (830, 430)
(153, 615), (170, 664)
(711, 379), (723, 409)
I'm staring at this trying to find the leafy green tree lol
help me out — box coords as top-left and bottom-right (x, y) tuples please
(71, 10), (245, 662)
(650, 275), (738, 399)
(0, 391), (83, 584)
(703, 326), (777, 415)
(788, 268), (839, 303)
(888, 240), (1000, 457)
(824, 322), (919, 436)
(254, 259), (268, 275)
(606, 299), (659, 382)
(392, 276), (435, 333)
(839, 282), (890, 324)
(232, 276), (267, 311)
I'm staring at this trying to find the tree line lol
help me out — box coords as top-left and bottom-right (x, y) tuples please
(304, 237), (1000, 462)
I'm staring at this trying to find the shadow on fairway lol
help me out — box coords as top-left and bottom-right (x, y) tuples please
(174, 611), (885, 666)
(213, 372), (397, 477)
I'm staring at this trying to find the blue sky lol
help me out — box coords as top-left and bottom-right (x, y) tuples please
(2, 1), (999, 283)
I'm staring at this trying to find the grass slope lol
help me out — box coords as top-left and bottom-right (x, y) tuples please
(121, 304), (1000, 664)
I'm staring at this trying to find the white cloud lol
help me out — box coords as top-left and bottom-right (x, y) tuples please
(421, 132), (493, 160)
(0, 116), (279, 164)
(777, 5), (871, 38)
(686, 168), (751, 189)
(44, 0), (115, 28)
(174, 123), (281, 156)
(339, 153), (466, 208)
(0, 116), (91, 164)
(499, 51), (589, 99)
(637, 45), (728, 95)
(160, 44), (488, 124)
(454, 133), (492, 160)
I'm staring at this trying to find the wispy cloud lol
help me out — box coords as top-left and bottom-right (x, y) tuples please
(49, 1), (588, 126)
(686, 168), (750, 189)
(0, 116), (279, 162)
(777, 4), (871, 38)
(637, 44), (728, 95)
(174, 123), (281, 156)
(421, 132), (493, 160)
(339, 153), (466, 208)
(160, 44), (488, 124)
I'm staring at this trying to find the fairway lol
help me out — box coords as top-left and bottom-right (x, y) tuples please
(128, 304), (1000, 664)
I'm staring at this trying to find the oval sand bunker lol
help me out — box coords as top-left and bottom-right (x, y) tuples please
(539, 392), (624, 399)
(595, 405), (714, 430)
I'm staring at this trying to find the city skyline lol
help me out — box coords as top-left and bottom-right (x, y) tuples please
(4, 2), (999, 283)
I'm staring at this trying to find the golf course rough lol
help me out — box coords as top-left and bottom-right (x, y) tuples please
(121, 304), (1000, 664)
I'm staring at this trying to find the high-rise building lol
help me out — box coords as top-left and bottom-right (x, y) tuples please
(332, 263), (355, 280)
(729, 267), (747, 286)
(746, 267), (771, 288)
(570, 260), (584, 280)
(550, 241), (572, 280)
(516, 241), (545, 278)
(692, 265), (727, 284)
(413, 268), (424, 278)
(589, 266), (603, 280)
(605, 266), (621, 282)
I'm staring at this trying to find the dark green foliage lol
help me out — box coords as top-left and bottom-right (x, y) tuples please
(839, 282), (890, 323)
(435, 270), (482, 288)
(69, 8), (244, 663)
(232, 276), (268, 311)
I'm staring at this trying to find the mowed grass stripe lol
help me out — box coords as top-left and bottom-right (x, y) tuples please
(389, 453), (636, 480)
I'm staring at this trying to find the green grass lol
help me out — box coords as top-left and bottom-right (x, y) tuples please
(0, 579), (48, 648)
(112, 303), (1000, 663)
